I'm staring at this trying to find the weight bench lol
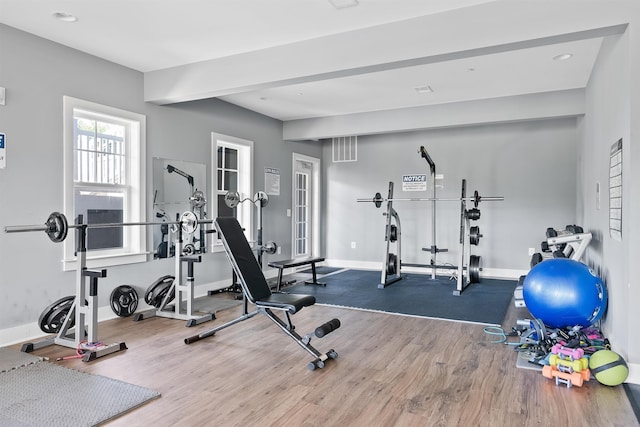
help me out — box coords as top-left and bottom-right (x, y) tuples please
(184, 217), (340, 370)
(268, 256), (326, 292)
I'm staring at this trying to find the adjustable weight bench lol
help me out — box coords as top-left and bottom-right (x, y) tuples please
(184, 217), (340, 370)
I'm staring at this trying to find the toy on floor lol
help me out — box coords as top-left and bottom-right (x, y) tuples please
(589, 350), (629, 386)
(523, 258), (607, 328)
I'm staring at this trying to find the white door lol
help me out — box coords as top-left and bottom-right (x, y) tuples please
(292, 154), (320, 258)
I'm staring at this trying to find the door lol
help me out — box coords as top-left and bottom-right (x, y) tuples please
(292, 153), (320, 259)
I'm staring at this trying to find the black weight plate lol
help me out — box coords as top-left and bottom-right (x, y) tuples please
(387, 253), (397, 275)
(389, 225), (398, 242)
(38, 295), (75, 334)
(466, 208), (481, 221)
(373, 192), (383, 208)
(145, 275), (175, 308)
(469, 226), (481, 246)
(530, 253), (543, 268)
(110, 285), (139, 317)
(45, 212), (68, 243)
(469, 255), (481, 283)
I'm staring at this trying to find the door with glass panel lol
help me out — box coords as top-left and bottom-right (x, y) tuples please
(292, 155), (319, 258)
(293, 169), (310, 257)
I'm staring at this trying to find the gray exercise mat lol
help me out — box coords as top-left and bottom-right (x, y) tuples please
(0, 358), (160, 427)
(0, 347), (42, 373)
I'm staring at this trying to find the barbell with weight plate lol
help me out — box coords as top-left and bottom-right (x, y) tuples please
(358, 190), (503, 208)
(190, 190), (207, 208)
(262, 241), (278, 255)
(4, 210), (210, 244)
(224, 191), (270, 209)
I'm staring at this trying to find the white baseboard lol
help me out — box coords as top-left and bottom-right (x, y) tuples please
(0, 277), (237, 348)
(626, 363), (640, 385)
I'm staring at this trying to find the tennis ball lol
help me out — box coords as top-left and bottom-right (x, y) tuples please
(589, 350), (628, 386)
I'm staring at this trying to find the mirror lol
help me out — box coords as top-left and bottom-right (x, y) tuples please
(152, 158), (207, 258)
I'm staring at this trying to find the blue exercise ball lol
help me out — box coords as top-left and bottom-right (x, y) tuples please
(522, 258), (607, 328)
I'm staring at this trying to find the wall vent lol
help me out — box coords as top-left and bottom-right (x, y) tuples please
(332, 136), (357, 162)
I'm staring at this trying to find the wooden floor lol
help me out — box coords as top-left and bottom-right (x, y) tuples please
(10, 289), (639, 427)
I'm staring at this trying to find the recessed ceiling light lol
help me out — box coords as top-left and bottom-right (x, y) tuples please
(328, 0), (359, 10)
(53, 12), (78, 22)
(553, 53), (573, 61)
(415, 86), (433, 94)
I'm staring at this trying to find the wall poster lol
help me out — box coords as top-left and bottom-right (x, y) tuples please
(609, 138), (622, 241)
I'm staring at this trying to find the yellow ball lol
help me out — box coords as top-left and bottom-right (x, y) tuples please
(589, 350), (629, 386)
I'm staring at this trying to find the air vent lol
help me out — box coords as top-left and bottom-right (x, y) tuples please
(332, 136), (357, 162)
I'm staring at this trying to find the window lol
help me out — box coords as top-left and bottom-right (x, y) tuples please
(211, 133), (253, 248)
(63, 96), (146, 270)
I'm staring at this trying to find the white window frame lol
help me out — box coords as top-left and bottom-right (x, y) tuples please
(211, 132), (253, 251)
(62, 96), (147, 270)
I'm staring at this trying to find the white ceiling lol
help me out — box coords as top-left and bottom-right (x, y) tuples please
(0, 0), (620, 123)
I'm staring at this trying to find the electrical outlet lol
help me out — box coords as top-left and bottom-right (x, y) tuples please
(528, 247), (535, 256)
(277, 246), (281, 255)
(351, 241), (356, 249)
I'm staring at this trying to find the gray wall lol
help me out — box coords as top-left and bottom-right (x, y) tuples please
(321, 119), (578, 273)
(0, 24), (320, 335)
(577, 29), (639, 369)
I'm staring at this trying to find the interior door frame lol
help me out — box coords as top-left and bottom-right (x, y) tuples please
(292, 152), (321, 258)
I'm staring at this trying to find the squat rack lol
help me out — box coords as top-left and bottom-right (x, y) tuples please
(357, 146), (504, 295)
(4, 211), (214, 360)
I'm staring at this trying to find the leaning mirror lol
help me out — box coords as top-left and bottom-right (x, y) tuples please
(152, 158), (207, 259)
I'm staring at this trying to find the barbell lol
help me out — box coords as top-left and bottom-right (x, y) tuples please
(224, 191), (269, 209)
(190, 190), (207, 209)
(357, 190), (504, 208)
(4, 210), (210, 244)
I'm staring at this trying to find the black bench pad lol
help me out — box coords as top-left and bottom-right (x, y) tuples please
(256, 293), (316, 314)
(268, 257), (326, 291)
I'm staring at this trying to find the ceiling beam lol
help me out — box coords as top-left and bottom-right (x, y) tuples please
(282, 89), (585, 141)
(144, 1), (628, 105)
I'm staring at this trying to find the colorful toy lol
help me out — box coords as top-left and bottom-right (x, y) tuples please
(522, 259), (607, 328)
(589, 350), (629, 386)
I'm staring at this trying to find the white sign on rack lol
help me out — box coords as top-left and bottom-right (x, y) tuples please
(401, 174), (427, 192)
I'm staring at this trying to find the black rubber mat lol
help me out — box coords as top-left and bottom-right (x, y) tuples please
(286, 269), (517, 326)
(298, 266), (344, 275)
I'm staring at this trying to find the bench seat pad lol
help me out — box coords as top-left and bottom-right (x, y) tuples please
(256, 293), (316, 314)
